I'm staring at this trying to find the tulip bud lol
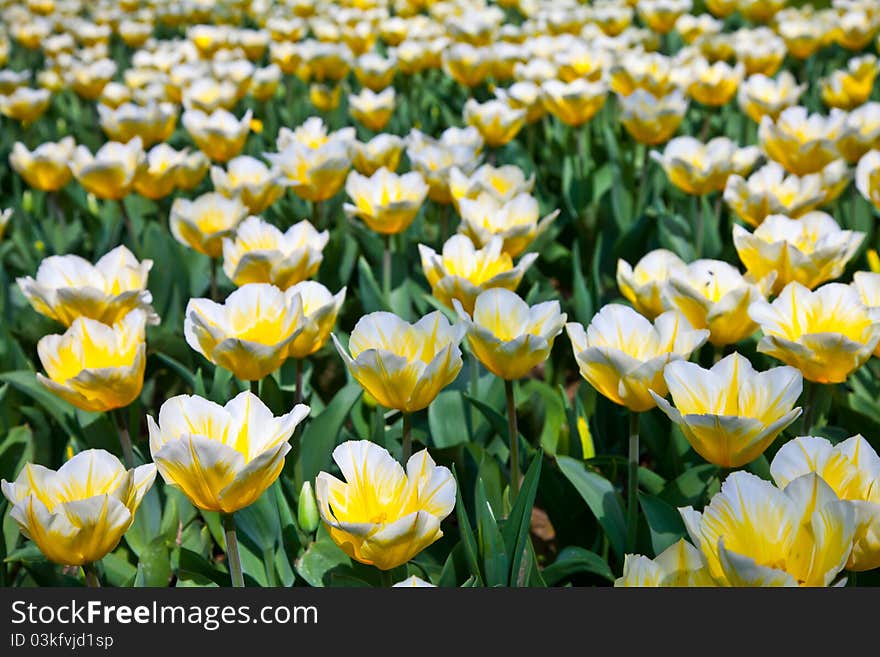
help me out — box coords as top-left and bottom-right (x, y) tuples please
(22, 190), (33, 213)
(87, 193), (100, 216)
(298, 481), (320, 533)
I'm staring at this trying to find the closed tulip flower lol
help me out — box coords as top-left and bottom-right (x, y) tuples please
(286, 281), (346, 359)
(615, 538), (714, 587)
(737, 72), (806, 124)
(771, 435), (880, 571)
(344, 168), (428, 235)
(97, 101), (178, 147)
(133, 143), (188, 200)
(222, 216), (328, 289)
(348, 87), (395, 132)
(1, 449), (156, 566)
(821, 55), (879, 110)
(210, 156), (285, 214)
(454, 288), (566, 380)
(448, 164), (535, 209)
(734, 212), (864, 294)
(333, 311), (465, 413)
(540, 79), (607, 127)
(352, 134), (404, 176)
(149, 391), (309, 514)
(0, 208), (10, 241)
(759, 107), (846, 176)
(182, 108), (252, 163)
(18, 245), (158, 327)
(9, 137), (75, 191)
(618, 88), (689, 146)
(724, 162), (827, 227)
(419, 235), (537, 314)
(663, 260), (774, 346)
(457, 192), (557, 257)
(463, 98), (526, 148)
(567, 305), (709, 412)
(687, 59), (744, 107)
(652, 137), (761, 196)
(652, 353), (802, 467)
(855, 150), (880, 211)
(185, 283), (305, 381)
(170, 192), (247, 258)
(0, 86), (50, 123)
(37, 309), (147, 413)
(316, 440), (455, 571)
(70, 137), (145, 200)
(680, 471), (855, 586)
(675, 14), (722, 44)
(617, 249), (688, 319)
(750, 282), (880, 383)
(832, 7), (880, 51)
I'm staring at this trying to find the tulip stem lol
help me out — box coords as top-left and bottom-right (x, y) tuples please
(802, 381), (818, 435)
(114, 409), (135, 469)
(210, 258), (219, 301)
(295, 359), (304, 406)
(439, 203), (449, 245)
(402, 412), (413, 462)
(383, 233), (392, 307)
(117, 199), (139, 255)
(469, 351), (480, 434)
(626, 412), (640, 553)
(380, 569), (393, 588)
(505, 379), (520, 500)
(83, 563), (101, 588)
(695, 196), (705, 258)
(250, 379), (260, 396)
(222, 513), (245, 588)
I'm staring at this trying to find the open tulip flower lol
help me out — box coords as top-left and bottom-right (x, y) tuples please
(448, 164), (535, 209)
(855, 150), (880, 211)
(266, 128), (353, 203)
(344, 167), (428, 235)
(351, 134), (404, 176)
(70, 137), (145, 200)
(771, 435), (880, 572)
(185, 283), (305, 381)
(348, 87), (396, 132)
(615, 538), (714, 587)
(407, 133), (482, 205)
(9, 137), (75, 191)
(286, 281), (346, 359)
(18, 245), (159, 327)
(737, 71), (806, 124)
(176, 150), (211, 191)
(222, 216), (328, 289)
(454, 288), (566, 381)
(662, 259), (774, 347)
(837, 103), (880, 164)
(651, 353), (802, 468)
(618, 88), (689, 146)
(333, 310), (465, 414)
(851, 271), (880, 355)
(419, 235), (537, 315)
(0, 86), (51, 123)
(540, 79), (608, 127)
(210, 155), (286, 215)
(182, 108), (252, 162)
(456, 192), (558, 257)
(37, 309), (147, 413)
(97, 101), (178, 147)
(733, 212), (864, 294)
(1, 449), (156, 567)
(749, 282), (880, 383)
(637, 0), (692, 34)
(567, 305), (709, 412)
(724, 161), (827, 227)
(149, 391), (309, 514)
(687, 59), (744, 107)
(680, 471), (856, 587)
(759, 107), (846, 176)
(316, 440), (455, 571)
(463, 98), (526, 148)
(170, 192), (248, 258)
(820, 55), (879, 110)
(133, 144), (189, 200)
(652, 137), (761, 196)
(617, 249), (688, 319)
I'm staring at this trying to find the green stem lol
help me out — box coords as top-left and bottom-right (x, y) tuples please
(263, 548), (277, 587)
(801, 380), (818, 435)
(635, 145), (651, 217)
(250, 379), (260, 396)
(83, 563), (101, 588)
(439, 203), (449, 245)
(380, 569), (394, 588)
(295, 359), (304, 406)
(469, 351), (480, 434)
(402, 412), (412, 463)
(695, 196), (705, 258)
(210, 257), (219, 301)
(222, 513), (245, 588)
(117, 198), (139, 255)
(505, 379), (520, 499)
(114, 409), (135, 469)
(383, 233), (392, 307)
(626, 412), (640, 553)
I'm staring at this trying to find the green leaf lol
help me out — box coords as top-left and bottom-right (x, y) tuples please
(556, 456), (626, 559)
(541, 546), (614, 585)
(659, 464), (718, 507)
(503, 456), (543, 587)
(357, 255), (386, 313)
(452, 465), (483, 586)
(639, 493), (687, 556)
(177, 548), (227, 587)
(294, 533), (351, 587)
(428, 390), (470, 448)
(0, 370), (78, 436)
(571, 240), (593, 327)
(475, 478), (508, 587)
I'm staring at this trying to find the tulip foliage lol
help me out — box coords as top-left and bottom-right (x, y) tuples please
(2, 0), (880, 591)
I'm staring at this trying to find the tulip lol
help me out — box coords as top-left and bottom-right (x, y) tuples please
(615, 539), (714, 587)
(352, 134), (405, 176)
(249, 64), (282, 102)
(348, 87), (396, 132)
(266, 132), (352, 204)
(149, 391), (309, 586)
(442, 43), (492, 88)
(836, 103), (880, 164)
(316, 440), (455, 571)
(609, 52), (685, 98)
(169, 191), (248, 260)
(456, 192), (557, 257)
(733, 212), (864, 294)
(222, 216), (328, 290)
(448, 164), (535, 210)
(675, 14), (722, 44)
(286, 280), (346, 360)
(852, 271), (880, 355)
(70, 137), (145, 201)
(393, 575), (436, 587)
(820, 55), (879, 110)
(617, 249), (688, 319)
(355, 53), (397, 92)
(343, 168), (428, 235)
(210, 155), (285, 215)
(651, 137), (761, 196)
(0, 86), (50, 123)
(724, 162), (827, 227)
(778, 17), (827, 60)
(833, 8), (880, 50)
(419, 235), (537, 315)
(737, 72), (806, 124)
(175, 150), (211, 191)
(182, 108), (252, 163)
(855, 150), (880, 211)
(9, 137), (75, 192)
(97, 101), (178, 147)
(66, 58), (117, 100)
(463, 98), (526, 149)
(662, 260), (774, 347)
(618, 88), (689, 146)
(1, 449), (156, 571)
(637, 0), (692, 34)
(771, 435), (880, 571)
(759, 107), (846, 176)
(687, 59), (743, 107)
(496, 81), (546, 124)
(185, 283), (305, 381)
(0, 207), (10, 241)
(133, 144), (188, 200)
(406, 131), (483, 204)
(749, 282), (880, 384)
(680, 471), (855, 586)
(309, 82), (342, 112)
(540, 79), (607, 127)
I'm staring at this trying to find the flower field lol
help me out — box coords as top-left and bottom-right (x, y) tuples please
(1, 0), (880, 590)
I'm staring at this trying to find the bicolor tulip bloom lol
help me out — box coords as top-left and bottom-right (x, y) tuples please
(210, 156), (286, 214)
(617, 249), (687, 319)
(855, 150), (880, 211)
(723, 162), (827, 227)
(182, 108), (252, 162)
(170, 192), (248, 258)
(456, 192), (558, 257)
(286, 281), (346, 359)
(615, 539), (714, 587)
(343, 167), (428, 235)
(70, 137), (145, 200)
(352, 134), (404, 176)
(651, 136), (761, 195)
(9, 137), (75, 191)
(348, 87), (396, 132)
(737, 71), (806, 124)
(448, 164), (535, 209)
(759, 107), (846, 176)
(463, 98), (526, 148)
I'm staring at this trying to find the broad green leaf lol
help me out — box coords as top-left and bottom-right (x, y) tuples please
(475, 478), (508, 587)
(639, 493), (687, 556)
(557, 456), (626, 559)
(541, 546), (614, 585)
